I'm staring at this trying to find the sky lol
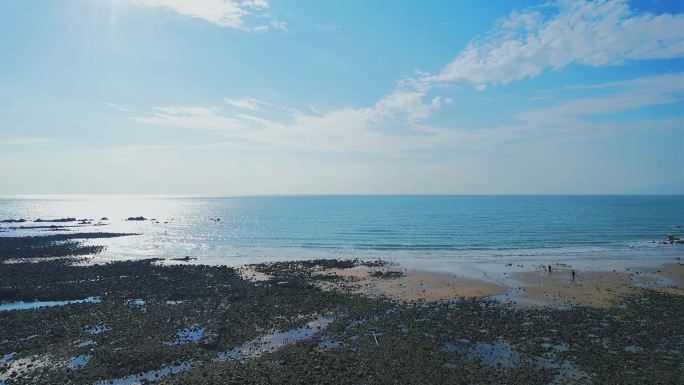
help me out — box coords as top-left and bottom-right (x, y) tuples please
(0, 0), (683, 195)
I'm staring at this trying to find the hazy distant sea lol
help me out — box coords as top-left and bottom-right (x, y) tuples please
(1, 195), (683, 265)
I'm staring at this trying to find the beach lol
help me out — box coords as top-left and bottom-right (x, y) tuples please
(4, 0), (684, 383)
(1, 231), (683, 385)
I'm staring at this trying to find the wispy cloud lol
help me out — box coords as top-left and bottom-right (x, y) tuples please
(518, 73), (684, 122)
(224, 96), (271, 111)
(128, 0), (286, 31)
(436, 73), (684, 146)
(104, 102), (133, 112)
(132, 71), (683, 154)
(133, 74), (453, 155)
(433, 0), (684, 87)
(0, 138), (51, 147)
(133, 106), (247, 132)
(131, 83), (453, 154)
(99, 141), (265, 153)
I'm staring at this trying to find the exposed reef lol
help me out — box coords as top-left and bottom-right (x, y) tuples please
(0, 234), (682, 385)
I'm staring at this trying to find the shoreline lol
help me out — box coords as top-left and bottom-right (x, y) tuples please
(239, 257), (683, 307)
(135, 244), (684, 308)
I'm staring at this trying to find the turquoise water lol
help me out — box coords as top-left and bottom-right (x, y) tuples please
(0, 195), (682, 262)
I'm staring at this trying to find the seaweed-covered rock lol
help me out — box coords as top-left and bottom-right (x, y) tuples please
(34, 218), (77, 223)
(0, 219), (26, 223)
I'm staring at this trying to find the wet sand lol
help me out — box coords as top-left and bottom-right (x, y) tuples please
(300, 260), (684, 308)
(511, 263), (683, 308)
(514, 269), (641, 308)
(238, 267), (273, 282)
(642, 262), (684, 295)
(314, 266), (506, 302)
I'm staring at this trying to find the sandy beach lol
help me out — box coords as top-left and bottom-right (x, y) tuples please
(254, 258), (684, 308)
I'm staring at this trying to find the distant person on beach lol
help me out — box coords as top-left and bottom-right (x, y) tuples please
(548, 265), (552, 274)
(572, 270), (576, 281)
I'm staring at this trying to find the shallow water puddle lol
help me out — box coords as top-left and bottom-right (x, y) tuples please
(126, 299), (146, 311)
(0, 296), (100, 312)
(217, 315), (335, 361)
(443, 339), (521, 367)
(318, 336), (344, 349)
(67, 354), (91, 369)
(78, 340), (96, 348)
(1, 352), (14, 362)
(86, 324), (110, 335)
(632, 271), (677, 288)
(93, 362), (190, 385)
(20, 334), (38, 341)
(471, 340), (521, 366)
(166, 327), (204, 345)
(623, 345), (644, 353)
(443, 338), (589, 382)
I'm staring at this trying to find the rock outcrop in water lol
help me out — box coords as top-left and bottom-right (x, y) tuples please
(34, 218), (77, 223)
(663, 234), (684, 244)
(171, 256), (198, 262)
(0, 219), (26, 223)
(126, 216), (147, 221)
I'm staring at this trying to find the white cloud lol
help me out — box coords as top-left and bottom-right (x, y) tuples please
(434, 0), (684, 87)
(128, 0), (285, 31)
(224, 97), (271, 111)
(132, 87), (453, 155)
(264, 19), (288, 32)
(129, 0), (684, 156)
(371, 88), (432, 122)
(241, 0), (268, 8)
(132, 71), (683, 155)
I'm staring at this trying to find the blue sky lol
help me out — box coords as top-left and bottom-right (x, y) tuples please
(1, 0), (682, 194)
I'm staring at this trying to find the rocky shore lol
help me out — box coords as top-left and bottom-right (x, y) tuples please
(0, 232), (682, 385)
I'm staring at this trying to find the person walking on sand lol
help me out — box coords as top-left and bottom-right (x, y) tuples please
(548, 265), (552, 274)
(572, 270), (576, 281)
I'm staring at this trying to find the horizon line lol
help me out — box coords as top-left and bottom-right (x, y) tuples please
(1, 193), (683, 200)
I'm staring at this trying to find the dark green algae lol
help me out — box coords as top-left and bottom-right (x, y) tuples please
(0, 233), (682, 385)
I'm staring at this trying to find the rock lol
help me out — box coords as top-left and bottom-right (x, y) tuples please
(171, 256), (197, 262)
(126, 216), (147, 221)
(663, 234), (684, 244)
(34, 218), (77, 223)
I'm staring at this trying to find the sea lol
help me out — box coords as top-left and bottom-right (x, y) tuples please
(1, 195), (682, 270)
